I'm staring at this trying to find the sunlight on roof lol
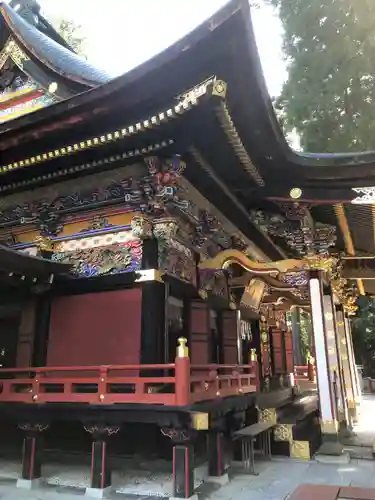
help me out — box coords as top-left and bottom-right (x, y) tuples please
(38, 0), (286, 97)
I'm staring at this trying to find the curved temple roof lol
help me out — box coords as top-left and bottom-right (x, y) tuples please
(0, 0), (372, 290)
(0, 0), (373, 189)
(0, 0), (110, 98)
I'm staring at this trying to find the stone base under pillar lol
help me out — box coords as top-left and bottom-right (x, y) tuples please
(206, 473), (230, 486)
(16, 478), (42, 489)
(315, 450), (350, 464)
(340, 425), (355, 438)
(85, 486), (112, 498)
(315, 436), (350, 464)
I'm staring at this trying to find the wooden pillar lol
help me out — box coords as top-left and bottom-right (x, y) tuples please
(324, 294), (347, 425)
(308, 272), (343, 455)
(140, 281), (166, 365)
(162, 428), (195, 499)
(291, 308), (303, 365)
(17, 423), (48, 489)
(140, 238), (166, 367)
(335, 305), (356, 426)
(207, 430), (229, 482)
(345, 316), (361, 406)
(235, 310), (243, 365)
(284, 327), (294, 375)
(84, 425), (120, 496)
(259, 317), (272, 388)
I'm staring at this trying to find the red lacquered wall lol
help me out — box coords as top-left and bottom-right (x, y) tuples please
(47, 289), (142, 368)
(16, 300), (36, 367)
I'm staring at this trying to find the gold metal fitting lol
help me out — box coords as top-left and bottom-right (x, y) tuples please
(320, 419), (338, 435)
(176, 337), (189, 358)
(191, 412), (209, 431)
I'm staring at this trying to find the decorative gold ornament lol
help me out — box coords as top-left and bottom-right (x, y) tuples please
(304, 254), (338, 273)
(250, 348), (257, 361)
(274, 424), (293, 442)
(258, 408), (277, 424)
(176, 337), (189, 358)
(191, 412), (209, 431)
(131, 215), (153, 240)
(290, 440), (310, 460)
(7, 38), (30, 69)
(289, 187), (302, 200)
(48, 82), (58, 94)
(198, 289), (208, 300)
(320, 419), (338, 434)
(35, 235), (55, 252)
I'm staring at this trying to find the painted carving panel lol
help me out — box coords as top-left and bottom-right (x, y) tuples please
(51, 230), (142, 278)
(158, 238), (196, 286)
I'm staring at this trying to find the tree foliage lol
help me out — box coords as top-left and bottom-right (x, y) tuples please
(270, 0), (375, 153)
(351, 296), (375, 375)
(56, 19), (86, 57)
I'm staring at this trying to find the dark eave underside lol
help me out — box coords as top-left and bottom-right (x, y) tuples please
(0, 0), (373, 270)
(0, 245), (70, 277)
(0, 0), (375, 190)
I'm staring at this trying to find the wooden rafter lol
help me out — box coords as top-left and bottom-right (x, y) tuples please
(333, 203), (365, 295)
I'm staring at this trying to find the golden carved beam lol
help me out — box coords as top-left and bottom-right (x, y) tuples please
(199, 249), (304, 275)
(333, 204), (365, 295)
(229, 272), (295, 291)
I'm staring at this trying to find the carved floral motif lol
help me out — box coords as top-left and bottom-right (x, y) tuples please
(131, 215), (153, 239)
(250, 209), (336, 256)
(80, 216), (113, 232)
(84, 425), (120, 437)
(153, 218), (179, 240)
(158, 238), (196, 285)
(0, 156), (187, 227)
(198, 269), (229, 299)
(51, 241), (142, 277)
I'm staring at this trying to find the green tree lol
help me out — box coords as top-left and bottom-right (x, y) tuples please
(270, 0), (375, 153)
(56, 19), (86, 57)
(352, 296), (375, 376)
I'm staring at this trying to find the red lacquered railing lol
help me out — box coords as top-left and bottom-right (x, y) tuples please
(0, 358), (259, 406)
(294, 361), (315, 382)
(295, 365), (308, 378)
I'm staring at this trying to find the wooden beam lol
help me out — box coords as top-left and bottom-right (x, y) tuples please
(333, 203), (365, 295)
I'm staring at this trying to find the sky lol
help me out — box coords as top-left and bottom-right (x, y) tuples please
(38, 0), (287, 98)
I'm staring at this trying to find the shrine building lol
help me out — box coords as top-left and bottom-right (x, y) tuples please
(0, 0), (370, 498)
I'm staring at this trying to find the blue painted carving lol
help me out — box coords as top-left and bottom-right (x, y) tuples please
(51, 240), (142, 278)
(0, 155), (187, 226)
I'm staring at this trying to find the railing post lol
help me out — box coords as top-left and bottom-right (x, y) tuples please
(175, 337), (191, 406)
(249, 349), (260, 392)
(98, 366), (108, 404)
(31, 369), (41, 403)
